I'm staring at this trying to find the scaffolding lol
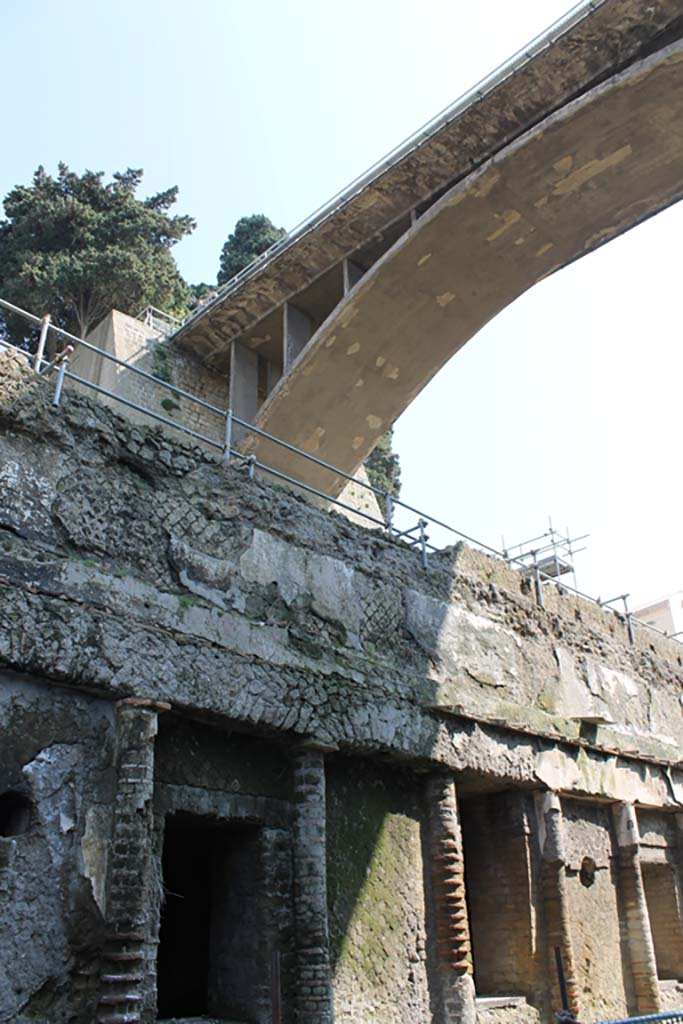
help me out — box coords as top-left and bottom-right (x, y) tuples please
(502, 518), (589, 594)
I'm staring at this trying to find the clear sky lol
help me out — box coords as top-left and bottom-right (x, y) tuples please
(3, 0), (682, 610)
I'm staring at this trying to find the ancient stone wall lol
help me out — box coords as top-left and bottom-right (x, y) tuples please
(1, 370), (682, 798)
(0, 673), (115, 1024)
(562, 798), (631, 1020)
(460, 792), (539, 1001)
(1, 358), (682, 1023)
(326, 757), (431, 1023)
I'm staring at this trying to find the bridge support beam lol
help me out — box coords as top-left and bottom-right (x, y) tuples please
(292, 746), (334, 1023)
(342, 258), (364, 294)
(425, 774), (476, 1024)
(229, 340), (259, 442)
(613, 803), (661, 1014)
(283, 303), (313, 372)
(535, 791), (580, 1018)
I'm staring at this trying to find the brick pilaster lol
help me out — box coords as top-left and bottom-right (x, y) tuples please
(292, 746), (334, 1024)
(613, 803), (661, 1014)
(96, 699), (167, 1024)
(425, 774), (476, 1024)
(534, 792), (580, 1018)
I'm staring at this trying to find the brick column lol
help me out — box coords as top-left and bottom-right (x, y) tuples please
(534, 792), (580, 1018)
(425, 774), (476, 1024)
(292, 746), (334, 1024)
(612, 803), (661, 1014)
(96, 698), (168, 1024)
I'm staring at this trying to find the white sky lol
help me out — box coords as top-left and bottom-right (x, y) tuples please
(3, 0), (682, 607)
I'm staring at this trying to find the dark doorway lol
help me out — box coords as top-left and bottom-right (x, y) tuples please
(157, 814), (265, 1021)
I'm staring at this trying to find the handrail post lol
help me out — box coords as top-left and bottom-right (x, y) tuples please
(247, 454), (256, 480)
(623, 595), (635, 645)
(34, 314), (51, 371)
(52, 356), (69, 407)
(532, 552), (544, 608)
(419, 518), (429, 569)
(224, 408), (233, 464)
(385, 492), (394, 536)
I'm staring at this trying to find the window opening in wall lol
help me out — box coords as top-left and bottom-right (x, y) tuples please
(157, 814), (264, 1021)
(459, 791), (535, 1000)
(641, 861), (683, 981)
(0, 791), (32, 837)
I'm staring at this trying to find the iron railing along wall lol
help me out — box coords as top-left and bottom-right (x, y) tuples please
(0, 295), (680, 653)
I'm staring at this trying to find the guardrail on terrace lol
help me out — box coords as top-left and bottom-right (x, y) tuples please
(0, 295), (679, 652)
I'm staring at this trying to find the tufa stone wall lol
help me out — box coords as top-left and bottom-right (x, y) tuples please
(326, 757), (431, 1023)
(1, 355), (683, 1023)
(0, 674), (115, 1024)
(562, 798), (631, 1020)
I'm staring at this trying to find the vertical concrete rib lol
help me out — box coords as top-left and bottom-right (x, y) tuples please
(425, 774), (476, 1024)
(292, 746), (334, 1024)
(229, 339), (259, 442)
(534, 792), (580, 1018)
(283, 303), (313, 372)
(613, 804), (661, 1014)
(342, 258), (364, 294)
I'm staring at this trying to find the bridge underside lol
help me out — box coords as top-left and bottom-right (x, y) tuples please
(240, 39), (683, 496)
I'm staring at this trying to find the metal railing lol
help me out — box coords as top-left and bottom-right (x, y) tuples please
(1, 296), (680, 652)
(136, 305), (182, 337)
(174, 0), (607, 341)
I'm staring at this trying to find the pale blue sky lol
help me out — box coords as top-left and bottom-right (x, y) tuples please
(3, 0), (682, 610)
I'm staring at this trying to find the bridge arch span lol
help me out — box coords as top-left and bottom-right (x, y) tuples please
(246, 39), (683, 498)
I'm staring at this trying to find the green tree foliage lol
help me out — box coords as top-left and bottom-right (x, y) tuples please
(187, 281), (219, 312)
(365, 429), (401, 499)
(217, 214), (286, 285)
(0, 164), (194, 345)
(188, 282), (214, 303)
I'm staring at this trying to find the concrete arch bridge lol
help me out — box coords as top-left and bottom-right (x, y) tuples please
(173, 0), (683, 499)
